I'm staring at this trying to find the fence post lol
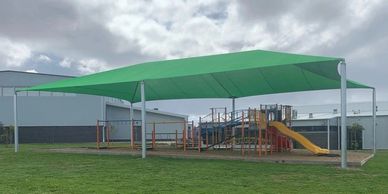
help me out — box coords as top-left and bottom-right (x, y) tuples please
(106, 122), (110, 147)
(191, 120), (194, 149)
(241, 111), (245, 157)
(183, 128), (186, 152)
(131, 120), (135, 149)
(96, 120), (100, 149)
(198, 125), (201, 152)
(152, 122), (156, 149)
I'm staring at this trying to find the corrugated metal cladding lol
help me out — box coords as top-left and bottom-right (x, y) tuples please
(106, 105), (187, 141)
(292, 115), (388, 149)
(0, 71), (187, 143)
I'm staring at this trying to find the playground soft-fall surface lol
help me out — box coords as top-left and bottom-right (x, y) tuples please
(0, 144), (387, 194)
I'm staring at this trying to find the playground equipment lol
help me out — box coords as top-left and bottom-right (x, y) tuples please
(269, 121), (329, 155)
(197, 104), (329, 155)
(96, 119), (191, 150)
(198, 105), (293, 155)
(95, 104), (329, 156)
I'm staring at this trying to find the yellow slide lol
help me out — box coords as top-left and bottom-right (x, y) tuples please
(269, 121), (329, 155)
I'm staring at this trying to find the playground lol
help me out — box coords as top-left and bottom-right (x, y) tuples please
(51, 148), (373, 167)
(13, 50), (376, 170)
(91, 104), (374, 167)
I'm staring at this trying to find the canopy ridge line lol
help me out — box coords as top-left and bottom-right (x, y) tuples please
(258, 69), (276, 92)
(210, 73), (234, 98)
(300, 68), (314, 90)
(130, 82), (139, 103)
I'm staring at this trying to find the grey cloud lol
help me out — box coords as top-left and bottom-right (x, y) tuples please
(0, 0), (156, 69)
(0, 0), (79, 39)
(0, 0), (386, 116)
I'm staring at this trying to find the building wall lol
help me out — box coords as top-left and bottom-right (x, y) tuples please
(106, 105), (186, 141)
(348, 116), (388, 149)
(292, 115), (388, 149)
(0, 95), (102, 126)
(0, 71), (103, 126)
(0, 71), (188, 144)
(0, 71), (71, 87)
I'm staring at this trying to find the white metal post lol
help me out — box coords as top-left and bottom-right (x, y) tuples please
(101, 97), (106, 143)
(232, 98), (236, 121)
(129, 102), (134, 147)
(372, 88), (376, 154)
(340, 61), (347, 168)
(337, 117), (340, 150)
(231, 98), (236, 148)
(13, 91), (19, 152)
(140, 80), (146, 158)
(327, 119), (330, 150)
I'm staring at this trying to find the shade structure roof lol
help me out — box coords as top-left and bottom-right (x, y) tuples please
(21, 50), (370, 103)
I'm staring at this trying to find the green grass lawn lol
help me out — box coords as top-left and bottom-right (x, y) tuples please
(0, 144), (387, 194)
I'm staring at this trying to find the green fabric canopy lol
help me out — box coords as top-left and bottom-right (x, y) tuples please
(21, 50), (370, 102)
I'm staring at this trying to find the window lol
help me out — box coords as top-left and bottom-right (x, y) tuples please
(2, 87), (14, 96)
(64, 93), (76, 97)
(39, 91), (52, 96)
(15, 88), (27, 96)
(52, 92), (65, 96)
(27, 91), (39, 96)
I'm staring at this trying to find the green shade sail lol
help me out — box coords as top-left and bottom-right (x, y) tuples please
(21, 50), (370, 102)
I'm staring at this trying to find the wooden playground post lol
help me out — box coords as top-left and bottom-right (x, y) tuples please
(270, 128), (273, 155)
(206, 128), (209, 149)
(217, 112), (220, 149)
(106, 122), (110, 147)
(265, 123), (268, 156)
(96, 120), (100, 149)
(241, 111), (245, 157)
(258, 110), (262, 157)
(175, 129), (178, 149)
(198, 125), (201, 152)
(183, 128), (186, 151)
(224, 127), (227, 149)
(224, 108), (227, 149)
(212, 129), (215, 150)
(152, 122), (156, 149)
(254, 109), (257, 152)
(131, 120), (134, 149)
(248, 108), (251, 156)
(191, 121), (194, 149)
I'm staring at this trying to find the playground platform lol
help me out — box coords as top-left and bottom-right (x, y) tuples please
(48, 147), (373, 167)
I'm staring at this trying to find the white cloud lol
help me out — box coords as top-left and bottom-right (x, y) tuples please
(0, 0), (387, 113)
(0, 37), (31, 67)
(59, 57), (73, 68)
(105, 0), (228, 59)
(78, 58), (109, 74)
(59, 57), (109, 74)
(36, 54), (51, 63)
(25, 69), (38, 73)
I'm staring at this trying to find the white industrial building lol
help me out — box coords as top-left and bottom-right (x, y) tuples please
(0, 70), (187, 143)
(292, 102), (388, 150)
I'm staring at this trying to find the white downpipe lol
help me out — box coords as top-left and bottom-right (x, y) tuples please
(141, 80), (146, 158)
(340, 61), (347, 168)
(337, 117), (340, 150)
(372, 88), (376, 154)
(129, 102), (134, 145)
(327, 119), (330, 150)
(13, 91), (19, 152)
(231, 98), (236, 148)
(101, 97), (106, 143)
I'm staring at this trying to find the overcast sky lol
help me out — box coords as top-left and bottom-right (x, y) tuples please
(0, 0), (387, 117)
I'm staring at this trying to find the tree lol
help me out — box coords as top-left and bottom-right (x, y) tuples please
(347, 123), (365, 150)
(0, 125), (14, 147)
